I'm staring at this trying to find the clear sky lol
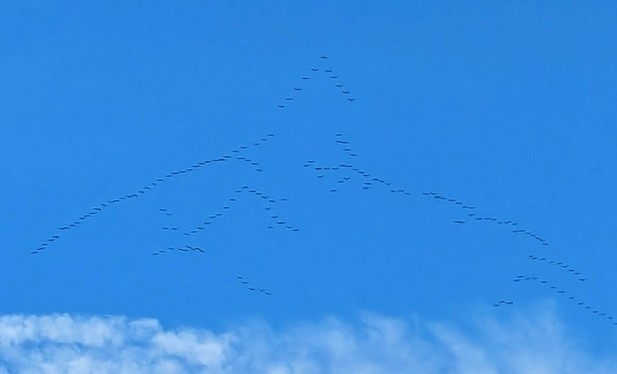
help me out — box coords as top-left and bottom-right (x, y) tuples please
(2, 1), (617, 372)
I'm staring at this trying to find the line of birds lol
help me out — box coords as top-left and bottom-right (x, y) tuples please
(307, 134), (550, 247)
(527, 254), (586, 282)
(276, 56), (355, 110)
(235, 155), (264, 173)
(236, 275), (271, 295)
(30, 133), (276, 255)
(316, 135), (553, 247)
(152, 245), (206, 256)
(514, 275), (616, 325)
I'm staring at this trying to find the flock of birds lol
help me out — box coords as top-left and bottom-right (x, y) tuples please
(29, 55), (614, 321)
(30, 133), (276, 256)
(302, 133), (615, 325)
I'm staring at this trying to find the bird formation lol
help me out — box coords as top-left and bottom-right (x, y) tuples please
(170, 184), (298, 237)
(302, 132), (612, 326)
(236, 275), (271, 296)
(427, 194), (549, 247)
(514, 275), (616, 325)
(30, 133), (276, 255)
(307, 134), (552, 246)
(29, 56), (359, 293)
(28, 55), (610, 328)
(276, 56), (355, 110)
(310, 134), (551, 247)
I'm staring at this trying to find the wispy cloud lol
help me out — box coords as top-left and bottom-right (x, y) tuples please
(0, 308), (614, 373)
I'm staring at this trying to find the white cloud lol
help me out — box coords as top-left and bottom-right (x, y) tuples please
(0, 308), (615, 373)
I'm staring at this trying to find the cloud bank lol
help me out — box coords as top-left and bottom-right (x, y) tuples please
(0, 309), (615, 373)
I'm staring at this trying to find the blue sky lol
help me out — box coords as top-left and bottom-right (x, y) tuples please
(2, 1), (617, 372)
